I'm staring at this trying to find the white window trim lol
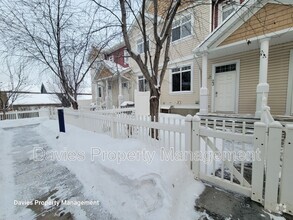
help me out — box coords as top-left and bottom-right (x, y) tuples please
(136, 37), (149, 54)
(124, 48), (129, 65)
(137, 75), (149, 92)
(218, 0), (240, 25)
(169, 63), (193, 95)
(211, 60), (240, 113)
(286, 49), (293, 115)
(171, 13), (193, 44)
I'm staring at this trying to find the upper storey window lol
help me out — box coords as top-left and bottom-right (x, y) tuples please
(172, 14), (192, 42)
(219, 0), (240, 24)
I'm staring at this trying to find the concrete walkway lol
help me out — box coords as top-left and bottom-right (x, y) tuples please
(195, 184), (292, 220)
(4, 124), (116, 220)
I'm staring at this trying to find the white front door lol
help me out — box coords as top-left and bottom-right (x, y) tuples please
(214, 64), (237, 112)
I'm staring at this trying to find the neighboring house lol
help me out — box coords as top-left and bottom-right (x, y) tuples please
(13, 93), (62, 111)
(127, 0), (211, 115)
(91, 43), (135, 109)
(11, 84), (62, 111)
(194, 0), (293, 117)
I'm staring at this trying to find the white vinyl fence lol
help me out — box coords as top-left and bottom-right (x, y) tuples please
(0, 109), (46, 120)
(3, 108), (292, 216)
(63, 108), (186, 152)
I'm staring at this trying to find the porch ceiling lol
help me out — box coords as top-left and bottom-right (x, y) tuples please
(207, 29), (293, 59)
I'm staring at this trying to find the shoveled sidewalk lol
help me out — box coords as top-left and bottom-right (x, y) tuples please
(2, 123), (115, 219)
(195, 184), (292, 220)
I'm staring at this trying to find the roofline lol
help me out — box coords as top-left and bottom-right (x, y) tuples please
(103, 42), (125, 54)
(193, 0), (267, 55)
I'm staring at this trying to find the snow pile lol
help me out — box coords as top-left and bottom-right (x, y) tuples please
(36, 119), (205, 220)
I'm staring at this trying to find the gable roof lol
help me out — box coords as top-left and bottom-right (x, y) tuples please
(194, 0), (293, 55)
(94, 60), (130, 81)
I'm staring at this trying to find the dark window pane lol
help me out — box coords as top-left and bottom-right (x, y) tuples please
(139, 79), (144, 92)
(172, 67), (180, 72)
(182, 22), (191, 38)
(172, 73), (180, 91)
(172, 27), (180, 42)
(182, 71), (191, 91)
(145, 80), (150, 91)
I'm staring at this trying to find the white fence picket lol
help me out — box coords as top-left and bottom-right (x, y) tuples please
(264, 121), (283, 212)
(280, 124), (293, 215)
(251, 122), (267, 204)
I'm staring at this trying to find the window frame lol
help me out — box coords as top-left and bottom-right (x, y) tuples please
(138, 75), (149, 92)
(218, 0), (240, 24)
(171, 13), (192, 43)
(170, 64), (193, 94)
(136, 38), (149, 54)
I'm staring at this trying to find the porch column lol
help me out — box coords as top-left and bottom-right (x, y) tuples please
(200, 52), (209, 114)
(105, 79), (109, 109)
(255, 38), (270, 117)
(118, 74), (123, 107)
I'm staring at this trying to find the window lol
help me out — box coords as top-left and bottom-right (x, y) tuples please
(136, 38), (149, 54)
(122, 82), (128, 88)
(172, 14), (192, 42)
(108, 85), (112, 90)
(215, 64), (236, 73)
(138, 76), (149, 92)
(98, 86), (102, 98)
(171, 66), (191, 92)
(219, 1), (239, 23)
(124, 49), (129, 65)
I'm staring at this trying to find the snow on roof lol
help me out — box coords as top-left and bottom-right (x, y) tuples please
(103, 60), (127, 74)
(120, 101), (134, 107)
(13, 94), (61, 105)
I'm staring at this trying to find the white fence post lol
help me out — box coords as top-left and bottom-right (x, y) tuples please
(192, 115), (201, 179)
(251, 122), (267, 204)
(185, 115), (193, 169)
(111, 115), (117, 138)
(264, 121), (282, 212)
(280, 124), (293, 215)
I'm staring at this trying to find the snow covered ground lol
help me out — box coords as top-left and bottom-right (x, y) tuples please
(0, 118), (209, 220)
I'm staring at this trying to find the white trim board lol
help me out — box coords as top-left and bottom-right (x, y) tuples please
(211, 60), (240, 113)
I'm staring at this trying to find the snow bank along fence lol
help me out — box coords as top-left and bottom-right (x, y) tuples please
(57, 108), (293, 215)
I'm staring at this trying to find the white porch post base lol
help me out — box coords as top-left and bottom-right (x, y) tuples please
(255, 83), (269, 118)
(200, 87), (209, 115)
(105, 95), (110, 109)
(118, 95), (124, 108)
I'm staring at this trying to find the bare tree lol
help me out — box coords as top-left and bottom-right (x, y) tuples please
(92, 0), (183, 138)
(0, 0), (117, 109)
(0, 62), (29, 119)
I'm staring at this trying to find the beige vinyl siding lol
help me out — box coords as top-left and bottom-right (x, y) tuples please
(220, 3), (293, 46)
(208, 41), (293, 115)
(160, 59), (200, 106)
(267, 43), (291, 115)
(127, 3), (211, 108)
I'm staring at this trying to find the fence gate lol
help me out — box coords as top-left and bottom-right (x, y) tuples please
(190, 116), (293, 216)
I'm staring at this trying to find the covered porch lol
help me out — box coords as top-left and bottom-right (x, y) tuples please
(195, 0), (293, 120)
